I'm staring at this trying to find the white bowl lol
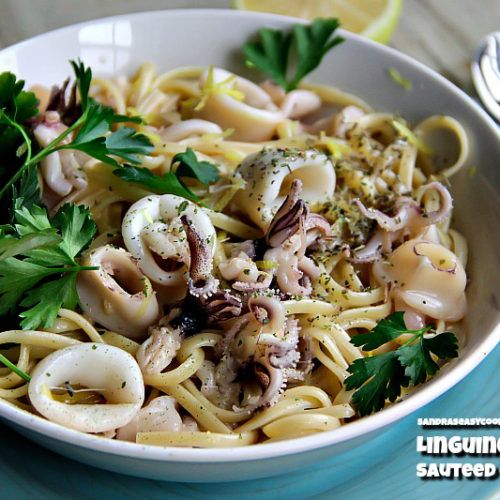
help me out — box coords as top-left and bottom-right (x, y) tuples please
(0, 9), (498, 483)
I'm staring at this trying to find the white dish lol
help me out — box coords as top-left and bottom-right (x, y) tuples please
(0, 9), (498, 483)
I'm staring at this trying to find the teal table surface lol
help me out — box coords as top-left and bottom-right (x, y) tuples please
(0, 346), (498, 499)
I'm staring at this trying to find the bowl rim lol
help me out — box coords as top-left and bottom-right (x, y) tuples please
(0, 8), (498, 464)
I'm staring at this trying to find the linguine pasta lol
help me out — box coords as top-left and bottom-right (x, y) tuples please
(0, 61), (470, 448)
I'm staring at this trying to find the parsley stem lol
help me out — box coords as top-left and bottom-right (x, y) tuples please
(0, 112), (84, 201)
(0, 113), (32, 165)
(45, 265), (99, 273)
(0, 114), (34, 200)
(12, 119), (32, 165)
(400, 325), (433, 347)
(0, 353), (31, 382)
(33, 265), (99, 279)
(76, 265), (100, 271)
(28, 125), (76, 165)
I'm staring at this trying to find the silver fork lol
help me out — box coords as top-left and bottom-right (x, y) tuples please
(471, 32), (500, 122)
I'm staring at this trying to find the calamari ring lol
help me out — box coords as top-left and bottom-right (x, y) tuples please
(122, 194), (216, 287)
(77, 245), (160, 340)
(28, 343), (145, 433)
(234, 148), (335, 229)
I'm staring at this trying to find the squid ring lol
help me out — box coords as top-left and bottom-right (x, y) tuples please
(234, 149), (336, 229)
(374, 239), (467, 321)
(77, 245), (160, 340)
(194, 68), (283, 142)
(122, 194), (216, 287)
(28, 343), (145, 433)
(161, 119), (223, 141)
(194, 68), (322, 142)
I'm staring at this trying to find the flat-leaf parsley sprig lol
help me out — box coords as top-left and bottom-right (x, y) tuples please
(0, 201), (97, 330)
(0, 71), (39, 177)
(242, 18), (344, 92)
(0, 60), (154, 202)
(113, 147), (220, 203)
(345, 311), (458, 416)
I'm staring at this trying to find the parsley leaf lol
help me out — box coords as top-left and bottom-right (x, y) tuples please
(172, 148), (220, 185)
(419, 331), (459, 360)
(0, 230), (61, 261)
(52, 203), (97, 260)
(14, 201), (52, 234)
(345, 352), (409, 416)
(172, 148), (219, 186)
(0, 72), (38, 122)
(0, 201), (97, 329)
(11, 166), (41, 212)
(396, 332), (458, 385)
(60, 109), (153, 167)
(113, 166), (200, 203)
(0, 258), (55, 316)
(243, 18), (344, 91)
(70, 60), (92, 110)
(345, 312), (459, 416)
(23, 246), (72, 268)
(350, 311), (431, 351)
(0, 60), (154, 204)
(103, 126), (154, 164)
(68, 103), (145, 148)
(70, 103), (114, 144)
(113, 147), (219, 203)
(0, 73), (40, 218)
(19, 272), (78, 330)
(243, 28), (292, 90)
(292, 19), (344, 89)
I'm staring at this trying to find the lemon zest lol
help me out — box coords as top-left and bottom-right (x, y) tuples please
(201, 128), (235, 142)
(392, 120), (433, 155)
(209, 175), (246, 212)
(318, 131), (352, 160)
(387, 68), (412, 90)
(194, 66), (245, 111)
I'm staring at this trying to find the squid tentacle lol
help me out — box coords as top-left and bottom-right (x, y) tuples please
(181, 215), (219, 299)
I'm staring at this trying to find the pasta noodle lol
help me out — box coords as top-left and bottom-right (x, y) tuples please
(0, 58), (471, 448)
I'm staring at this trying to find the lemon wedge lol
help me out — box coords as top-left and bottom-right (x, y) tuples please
(233, 0), (403, 44)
